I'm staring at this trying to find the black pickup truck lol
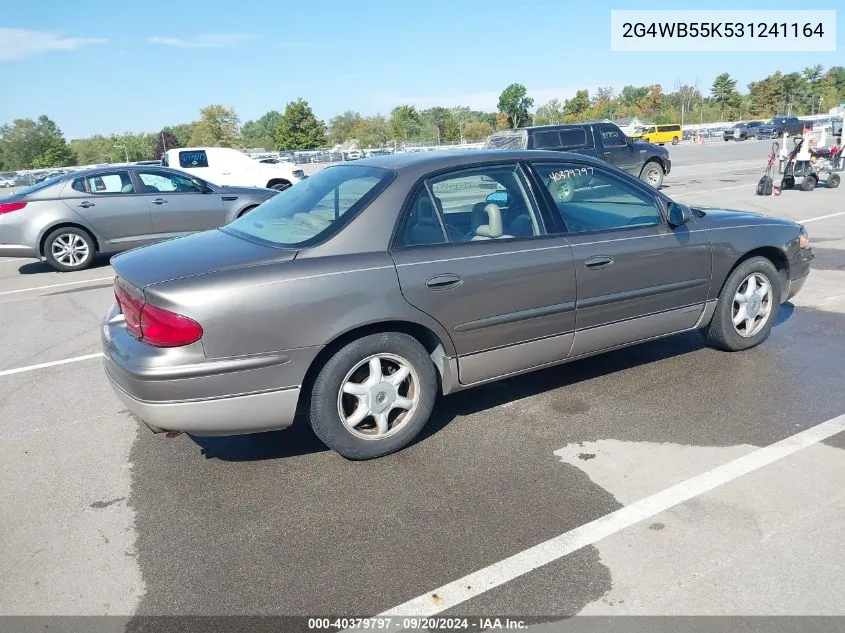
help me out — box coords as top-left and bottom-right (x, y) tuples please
(485, 122), (671, 188)
(756, 116), (813, 140)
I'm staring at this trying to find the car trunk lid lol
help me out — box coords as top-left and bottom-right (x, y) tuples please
(111, 228), (297, 289)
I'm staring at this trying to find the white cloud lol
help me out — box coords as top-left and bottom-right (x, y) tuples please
(0, 28), (106, 61)
(147, 33), (257, 48)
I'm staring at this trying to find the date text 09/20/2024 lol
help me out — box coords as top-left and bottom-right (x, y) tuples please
(621, 22), (825, 39)
(307, 617), (527, 630)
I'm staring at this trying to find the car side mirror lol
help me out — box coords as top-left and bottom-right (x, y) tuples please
(486, 190), (510, 206)
(667, 202), (692, 226)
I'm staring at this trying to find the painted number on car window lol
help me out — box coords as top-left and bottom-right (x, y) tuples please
(549, 166), (594, 182)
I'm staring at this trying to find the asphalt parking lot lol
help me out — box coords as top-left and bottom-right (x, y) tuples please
(2, 141), (845, 631)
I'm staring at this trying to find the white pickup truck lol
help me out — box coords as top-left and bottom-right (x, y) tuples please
(161, 147), (305, 190)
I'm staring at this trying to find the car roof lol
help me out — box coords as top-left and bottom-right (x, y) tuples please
(351, 148), (599, 172)
(49, 163), (182, 182)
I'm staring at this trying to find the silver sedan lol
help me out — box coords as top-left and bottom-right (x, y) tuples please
(0, 164), (279, 271)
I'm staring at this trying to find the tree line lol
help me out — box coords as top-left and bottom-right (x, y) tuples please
(1, 65), (843, 172)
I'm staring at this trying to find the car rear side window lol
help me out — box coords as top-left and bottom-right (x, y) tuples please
(398, 164), (545, 247)
(224, 165), (393, 247)
(72, 171), (136, 195)
(533, 131), (561, 149)
(179, 150), (208, 168)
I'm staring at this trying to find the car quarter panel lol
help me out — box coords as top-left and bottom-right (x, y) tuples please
(143, 251), (457, 360)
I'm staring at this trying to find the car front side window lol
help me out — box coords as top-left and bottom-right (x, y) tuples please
(531, 162), (664, 234)
(138, 171), (202, 194)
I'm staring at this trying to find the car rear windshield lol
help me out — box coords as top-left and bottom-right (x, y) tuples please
(484, 130), (528, 150)
(14, 175), (66, 196)
(224, 164), (393, 247)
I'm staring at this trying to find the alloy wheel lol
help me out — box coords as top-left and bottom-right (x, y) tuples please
(336, 354), (420, 440)
(732, 272), (773, 338)
(51, 233), (90, 268)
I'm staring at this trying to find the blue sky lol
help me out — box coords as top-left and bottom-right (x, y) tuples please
(0, 0), (841, 138)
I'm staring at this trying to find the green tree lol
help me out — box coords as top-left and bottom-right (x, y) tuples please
(170, 122), (197, 147)
(188, 105), (241, 148)
(711, 73), (739, 118)
(351, 115), (391, 148)
(389, 105), (422, 142)
(618, 85), (648, 107)
(154, 129), (181, 160)
(497, 83), (534, 128)
(563, 90), (590, 121)
(328, 110), (363, 146)
(0, 116), (75, 170)
(533, 99), (564, 125)
(420, 107), (452, 143)
(462, 121), (493, 142)
(241, 111), (283, 150)
(32, 134), (77, 168)
(274, 99), (327, 150)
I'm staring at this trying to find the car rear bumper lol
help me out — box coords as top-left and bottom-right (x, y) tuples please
(101, 303), (318, 436)
(0, 244), (37, 258)
(0, 212), (38, 258)
(105, 365), (301, 436)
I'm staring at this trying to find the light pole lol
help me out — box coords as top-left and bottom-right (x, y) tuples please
(114, 144), (130, 163)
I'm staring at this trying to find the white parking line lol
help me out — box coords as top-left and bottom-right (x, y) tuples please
(0, 276), (113, 296)
(0, 353), (104, 378)
(801, 211), (845, 224)
(0, 258), (26, 263)
(373, 414), (845, 621)
(676, 183), (753, 197)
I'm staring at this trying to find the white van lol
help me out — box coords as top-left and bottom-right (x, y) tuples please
(162, 147), (305, 190)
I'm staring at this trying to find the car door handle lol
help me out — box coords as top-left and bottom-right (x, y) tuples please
(78, 201), (95, 208)
(425, 274), (462, 290)
(150, 198), (167, 205)
(602, 151), (612, 156)
(584, 255), (614, 269)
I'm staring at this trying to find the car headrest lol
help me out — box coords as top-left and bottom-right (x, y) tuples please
(471, 201), (488, 228)
(474, 203), (503, 239)
(416, 194), (439, 224)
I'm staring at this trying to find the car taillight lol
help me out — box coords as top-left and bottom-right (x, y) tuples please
(113, 277), (203, 347)
(0, 201), (27, 215)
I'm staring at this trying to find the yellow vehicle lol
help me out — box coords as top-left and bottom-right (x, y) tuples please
(634, 124), (682, 146)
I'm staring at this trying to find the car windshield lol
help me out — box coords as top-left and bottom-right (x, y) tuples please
(224, 164), (393, 247)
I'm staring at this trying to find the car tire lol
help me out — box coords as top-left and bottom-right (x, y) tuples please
(309, 332), (438, 460)
(782, 176), (795, 189)
(639, 161), (664, 189)
(801, 176), (817, 192)
(43, 227), (96, 272)
(555, 179), (575, 203)
(701, 256), (782, 352)
(828, 173), (840, 189)
(237, 205), (258, 218)
(269, 182), (291, 191)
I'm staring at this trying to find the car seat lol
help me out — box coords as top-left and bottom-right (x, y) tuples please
(472, 203), (512, 240)
(404, 194), (462, 245)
